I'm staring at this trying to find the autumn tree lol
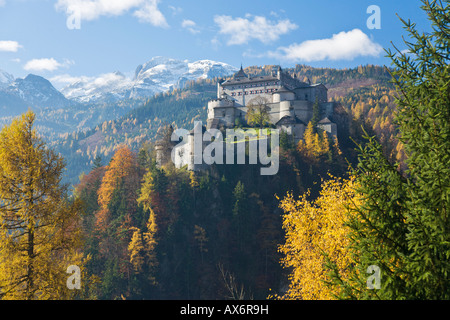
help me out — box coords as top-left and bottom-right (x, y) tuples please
(0, 111), (85, 299)
(94, 145), (142, 298)
(297, 122), (342, 167)
(128, 208), (159, 282)
(276, 176), (358, 300)
(245, 96), (271, 128)
(137, 164), (185, 236)
(96, 145), (141, 236)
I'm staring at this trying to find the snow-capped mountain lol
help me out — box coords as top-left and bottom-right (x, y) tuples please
(60, 71), (133, 104)
(0, 69), (14, 89)
(0, 57), (237, 124)
(61, 57), (238, 103)
(8, 74), (72, 108)
(0, 73), (75, 117)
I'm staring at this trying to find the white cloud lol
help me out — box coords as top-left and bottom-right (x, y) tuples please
(181, 19), (199, 34)
(214, 14), (297, 45)
(0, 0), (5, 7)
(55, 0), (168, 27)
(133, 0), (168, 28)
(0, 40), (22, 52)
(269, 29), (383, 62)
(23, 58), (72, 72)
(168, 5), (182, 16)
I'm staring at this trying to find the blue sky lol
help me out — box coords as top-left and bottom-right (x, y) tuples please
(0, 0), (431, 88)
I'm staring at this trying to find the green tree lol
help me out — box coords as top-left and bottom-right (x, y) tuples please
(328, 0), (450, 299)
(310, 97), (320, 131)
(92, 155), (103, 170)
(0, 111), (85, 299)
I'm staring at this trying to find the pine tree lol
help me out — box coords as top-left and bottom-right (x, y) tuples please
(310, 97), (320, 131)
(92, 155), (103, 169)
(328, 0), (450, 299)
(0, 111), (85, 299)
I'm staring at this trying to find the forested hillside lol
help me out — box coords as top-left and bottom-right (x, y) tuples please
(52, 64), (400, 187)
(67, 62), (407, 299)
(2, 62), (407, 299)
(1, 0), (447, 303)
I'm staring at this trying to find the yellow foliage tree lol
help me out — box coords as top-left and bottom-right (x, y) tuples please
(142, 208), (159, 285)
(128, 208), (159, 284)
(128, 227), (145, 273)
(297, 122), (337, 165)
(0, 111), (85, 299)
(275, 176), (359, 300)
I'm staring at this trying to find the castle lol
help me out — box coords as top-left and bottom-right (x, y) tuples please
(156, 66), (339, 171)
(206, 66), (337, 141)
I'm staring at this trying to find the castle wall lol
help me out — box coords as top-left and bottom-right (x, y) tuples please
(222, 80), (281, 107)
(266, 103), (281, 123)
(320, 102), (335, 118)
(292, 100), (314, 124)
(273, 91), (295, 103)
(278, 100), (293, 120)
(317, 122), (337, 136)
(279, 123), (305, 143)
(209, 106), (235, 127)
(293, 86), (327, 103)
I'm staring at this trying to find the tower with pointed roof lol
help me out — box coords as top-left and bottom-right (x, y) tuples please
(158, 65), (341, 171)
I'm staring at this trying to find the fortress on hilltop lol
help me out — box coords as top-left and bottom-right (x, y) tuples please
(206, 65), (337, 141)
(156, 65), (340, 171)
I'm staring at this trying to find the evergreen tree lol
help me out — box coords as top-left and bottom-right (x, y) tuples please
(328, 0), (450, 299)
(310, 97), (320, 131)
(92, 155), (103, 169)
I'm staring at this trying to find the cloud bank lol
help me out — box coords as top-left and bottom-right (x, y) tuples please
(269, 29), (383, 62)
(214, 14), (297, 45)
(55, 0), (168, 28)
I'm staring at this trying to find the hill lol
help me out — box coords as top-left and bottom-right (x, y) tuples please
(51, 64), (400, 187)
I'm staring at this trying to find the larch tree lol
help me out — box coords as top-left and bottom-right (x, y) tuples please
(94, 145), (141, 298)
(0, 111), (85, 300)
(276, 177), (358, 300)
(96, 145), (140, 237)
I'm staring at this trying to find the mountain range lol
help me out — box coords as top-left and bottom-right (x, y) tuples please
(61, 57), (237, 104)
(0, 57), (238, 118)
(0, 72), (76, 117)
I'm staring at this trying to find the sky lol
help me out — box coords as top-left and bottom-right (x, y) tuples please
(0, 0), (431, 89)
